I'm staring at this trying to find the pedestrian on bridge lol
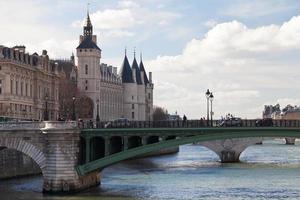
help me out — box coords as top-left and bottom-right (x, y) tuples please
(183, 115), (187, 127)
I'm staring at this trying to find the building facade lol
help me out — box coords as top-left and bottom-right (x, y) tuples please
(0, 46), (60, 121)
(76, 13), (153, 121)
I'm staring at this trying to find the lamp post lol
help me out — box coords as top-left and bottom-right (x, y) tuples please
(72, 96), (76, 120)
(209, 92), (214, 127)
(205, 89), (211, 126)
(44, 94), (49, 121)
(96, 99), (100, 127)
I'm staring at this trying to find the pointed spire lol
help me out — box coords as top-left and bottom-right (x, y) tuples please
(83, 3), (93, 36)
(139, 52), (149, 85)
(120, 52), (134, 83)
(125, 46), (127, 56)
(140, 52), (142, 62)
(133, 47), (136, 58)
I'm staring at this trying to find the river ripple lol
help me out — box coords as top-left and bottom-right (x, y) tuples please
(1, 139), (300, 200)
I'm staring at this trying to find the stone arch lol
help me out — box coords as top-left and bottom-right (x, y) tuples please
(0, 138), (46, 174)
(200, 138), (262, 163)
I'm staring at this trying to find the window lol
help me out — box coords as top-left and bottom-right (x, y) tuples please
(21, 82), (23, 96)
(132, 104), (134, 109)
(80, 49), (82, 52)
(85, 65), (88, 75)
(15, 81), (18, 95)
(30, 84), (32, 97)
(10, 80), (13, 94)
(132, 96), (134, 100)
(132, 112), (134, 119)
(0, 80), (2, 94)
(85, 80), (88, 90)
(25, 83), (28, 96)
(0, 65), (2, 70)
(148, 93), (151, 100)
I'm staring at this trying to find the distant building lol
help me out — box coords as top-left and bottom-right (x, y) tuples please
(263, 104), (300, 120)
(263, 104), (281, 119)
(0, 46), (60, 120)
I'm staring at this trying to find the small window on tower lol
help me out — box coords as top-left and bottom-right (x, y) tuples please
(132, 112), (134, 119)
(85, 65), (88, 75)
(132, 104), (134, 109)
(90, 49), (92, 52)
(80, 49), (82, 52)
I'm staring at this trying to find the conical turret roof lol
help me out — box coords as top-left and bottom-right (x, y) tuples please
(139, 55), (149, 85)
(120, 54), (134, 83)
(132, 57), (143, 85)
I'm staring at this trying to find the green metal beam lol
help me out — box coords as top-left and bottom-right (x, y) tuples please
(75, 129), (300, 176)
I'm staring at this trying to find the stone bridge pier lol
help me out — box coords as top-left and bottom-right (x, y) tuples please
(41, 122), (100, 193)
(200, 138), (263, 163)
(0, 122), (100, 193)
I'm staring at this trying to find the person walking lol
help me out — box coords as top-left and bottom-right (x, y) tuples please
(183, 115), (187, 127)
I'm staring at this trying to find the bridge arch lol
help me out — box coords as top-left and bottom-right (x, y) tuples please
(76, 128), (300, 175)
(110, 136), (123, 154)
(128, 136), (142, 149)
(0, 138), (46, 174)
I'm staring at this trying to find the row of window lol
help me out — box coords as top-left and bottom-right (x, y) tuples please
(10, 80), (33, 97)
(10, 103), (32, 113)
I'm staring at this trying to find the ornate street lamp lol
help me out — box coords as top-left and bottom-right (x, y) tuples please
(205, 89), (211, 126)
(209, 92), (214, 127)
(96, 99), (100, 127)
(44, 94), (49, 121)
(72, 96), (76, 120)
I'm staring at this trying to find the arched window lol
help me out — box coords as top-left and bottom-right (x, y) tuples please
(85, 65), (88, 75)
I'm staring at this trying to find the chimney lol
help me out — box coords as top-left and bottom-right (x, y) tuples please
(42, 50), (47, 55)
(13, 45), (26, 53)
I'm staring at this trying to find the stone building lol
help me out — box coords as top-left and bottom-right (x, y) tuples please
(0, 45), (60, 121)
(76, 12), (154, 121)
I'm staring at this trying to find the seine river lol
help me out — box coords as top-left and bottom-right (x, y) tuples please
(2, 140), (300, 200)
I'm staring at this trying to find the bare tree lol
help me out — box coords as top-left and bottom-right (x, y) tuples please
(152, 106), (168, 121)
(58, 76), (77, 120)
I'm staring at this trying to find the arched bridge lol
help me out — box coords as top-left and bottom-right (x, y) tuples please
(76, 126), (300, 176)
(0, 119), (300, 193)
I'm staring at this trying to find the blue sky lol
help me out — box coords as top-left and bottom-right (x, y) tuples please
(1, 0), (300, 118)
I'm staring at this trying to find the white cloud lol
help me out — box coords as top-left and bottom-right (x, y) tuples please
(204, 19), (218, 28)
(223, 0), (294, 18)
(148, 16), (300, 119)
(71, 1), (181, 40)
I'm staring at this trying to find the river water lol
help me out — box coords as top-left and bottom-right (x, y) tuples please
(2, 139), (300, 200)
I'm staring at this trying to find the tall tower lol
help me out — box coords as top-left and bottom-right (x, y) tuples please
(139, 54), (154, 121)
(76, 11), (101, 119)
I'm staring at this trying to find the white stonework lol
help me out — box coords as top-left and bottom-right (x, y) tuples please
(76, 13), (153, 121)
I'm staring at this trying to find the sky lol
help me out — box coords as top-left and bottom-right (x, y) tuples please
(1, 0), (300, 119)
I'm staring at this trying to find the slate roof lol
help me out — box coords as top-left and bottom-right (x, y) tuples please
(76, 36), (101, 51)
(120, 55), (134, 83)
(132, 57), (143, 85)
(54, 60), (76, 78)
(139, 60), (149, 85)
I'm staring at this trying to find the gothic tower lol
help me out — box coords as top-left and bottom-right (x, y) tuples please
(76, 11), (101, 119)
